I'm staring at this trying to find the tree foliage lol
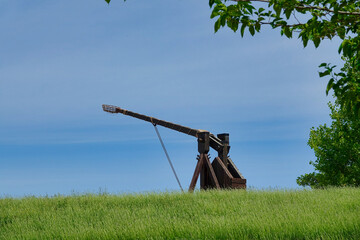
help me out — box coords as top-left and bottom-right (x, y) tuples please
(297, 100), (360, 188)
(209, 0), (360, 115)
(208, 0), (360, 188)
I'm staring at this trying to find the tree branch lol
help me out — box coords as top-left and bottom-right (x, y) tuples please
(296, 5), (360, 16)
(259, 21), (304, 28)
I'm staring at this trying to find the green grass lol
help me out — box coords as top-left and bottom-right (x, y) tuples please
(1, 188), (360, 239)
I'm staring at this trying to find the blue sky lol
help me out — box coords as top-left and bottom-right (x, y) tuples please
(0, 0), (343, 196)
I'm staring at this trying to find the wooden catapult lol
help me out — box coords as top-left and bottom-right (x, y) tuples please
(103, 104), (246, 191)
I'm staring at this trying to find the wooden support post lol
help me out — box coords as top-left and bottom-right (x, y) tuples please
(217, 133), (229, 167)
(200, 159), (209, 189)
(203, 154), (220, 189)
(189, 154), (204, 192)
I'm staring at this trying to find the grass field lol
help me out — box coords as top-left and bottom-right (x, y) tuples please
(1, 188), (359, 239)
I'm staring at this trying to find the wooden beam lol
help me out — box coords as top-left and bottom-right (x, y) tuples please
(204, 155), (220, 189)
(200, 160), (209, 189)
(188, 154), (204, 192)
(212, 157), (232, 187)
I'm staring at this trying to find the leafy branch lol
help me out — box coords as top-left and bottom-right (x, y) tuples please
(210, 0), (360, 116)
(231, 0), (360, 16)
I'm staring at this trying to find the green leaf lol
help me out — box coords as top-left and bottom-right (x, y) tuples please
(210, 0), (222, 7)
(285, 9), (292, 19)
(274, 5), (281, 16)
(249, 25), (255, 36)
(240, 23), (246, 37)
(228, 19), (239, 32)
(326, 78), (334, 95)
(214, 18), (221, 32)
(258, 7), (265, 14)
(284, 27), (292, 38)
(313, 37), (321, 48)
(227, 5), (240, 16)
(227, 19), (233, 30)
(210, 11), (220, 19)
(213, 4), (226, 13)
(319, 63), (327, 68)
(341, 40), (353, 57)
(334, 72), (346, 77)
(319, 70), (331, 77)
(105, 0), (111, 3)
(227, 18), (239, 32)
(244, 4), (254, 14)
(255, 22), (260, 32)
(220, 15), (226, 27)
(336, 27), (346, 39)
(209, 0), (215, 7)
(302, 35), (309, 48)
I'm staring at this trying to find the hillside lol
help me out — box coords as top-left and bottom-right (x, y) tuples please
(1, 188), (359, 239)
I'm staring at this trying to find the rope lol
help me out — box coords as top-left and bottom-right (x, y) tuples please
(152, 123), (184, 192)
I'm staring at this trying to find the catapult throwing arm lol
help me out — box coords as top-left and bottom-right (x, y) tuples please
(102, 104), (200, 137)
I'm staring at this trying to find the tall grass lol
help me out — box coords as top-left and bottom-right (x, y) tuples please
(1, 188), (359, 239)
